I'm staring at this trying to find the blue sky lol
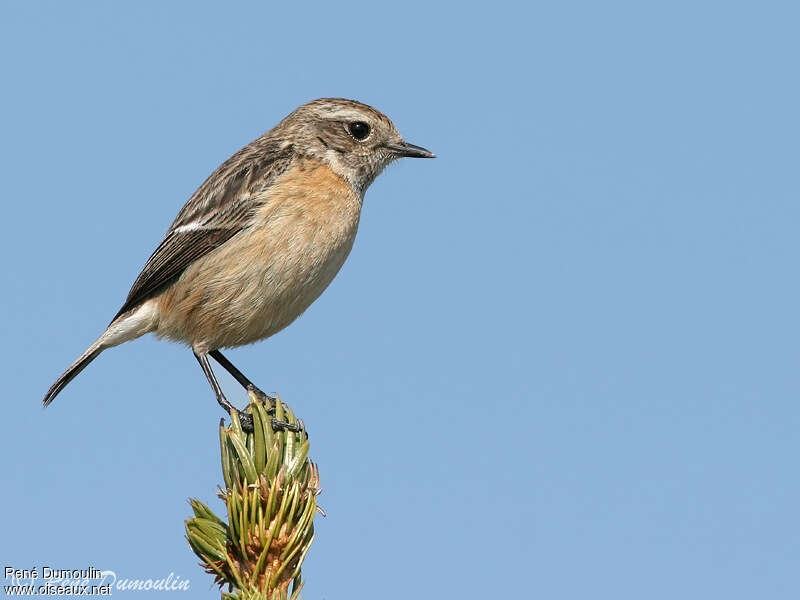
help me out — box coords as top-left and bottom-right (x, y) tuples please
(2, 1), (799, 598)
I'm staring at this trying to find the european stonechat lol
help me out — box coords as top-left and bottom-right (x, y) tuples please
(43, 98), (434, 430)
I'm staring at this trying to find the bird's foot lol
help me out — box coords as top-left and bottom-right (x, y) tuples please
(235, 409), (254, 433)
(237, 392), (305, 436)
(271, 418), (305, 435)
(246, 384), (277, 413)
(235, 409), (304, 435)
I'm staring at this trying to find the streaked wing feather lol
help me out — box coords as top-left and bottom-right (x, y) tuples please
(112, 142), (294, 321)
(112, 227), (237, 321)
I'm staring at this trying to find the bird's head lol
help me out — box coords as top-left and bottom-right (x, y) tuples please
(278, 98), (435, 195)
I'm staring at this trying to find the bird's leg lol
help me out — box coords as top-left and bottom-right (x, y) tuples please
(204, 350), (302, 434)
(194, 351), (254, 432)
(209, 350), (277, 411)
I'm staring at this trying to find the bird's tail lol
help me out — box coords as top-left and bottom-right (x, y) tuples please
(42, 301), (159, 407)
(42, 340), (105, 407)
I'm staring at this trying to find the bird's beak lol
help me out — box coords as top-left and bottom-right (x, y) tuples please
(384, 140), (436, 158)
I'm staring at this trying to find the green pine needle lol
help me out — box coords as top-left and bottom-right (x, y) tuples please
(186, 392), (320, 599)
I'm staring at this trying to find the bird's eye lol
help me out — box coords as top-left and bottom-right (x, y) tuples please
(347, 121), (370, 141)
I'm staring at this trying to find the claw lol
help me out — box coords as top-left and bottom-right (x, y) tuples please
(237, 410), (254, 433)
(246, 384), (277, 413)
(271, 418), (303, 434)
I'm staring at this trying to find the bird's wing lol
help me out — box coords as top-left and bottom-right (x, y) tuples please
(111, 142), (294, 322)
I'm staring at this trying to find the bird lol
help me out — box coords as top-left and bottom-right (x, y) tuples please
(42, 97), (434, 430)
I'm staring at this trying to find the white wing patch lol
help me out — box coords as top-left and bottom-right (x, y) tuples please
(171, 223), (207, 234)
